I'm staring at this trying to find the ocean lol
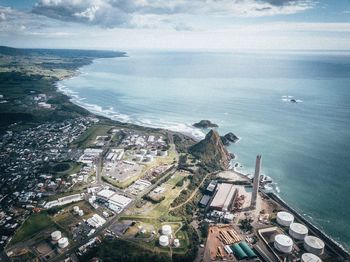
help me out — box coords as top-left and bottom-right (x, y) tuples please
(58, 50), (350, 251)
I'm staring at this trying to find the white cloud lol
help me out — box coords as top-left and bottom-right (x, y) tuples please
(31, 0), (315, 28)
(2, 1), (349, 51)
(0, 6), (85, 37)
(0, 12), (6, 21)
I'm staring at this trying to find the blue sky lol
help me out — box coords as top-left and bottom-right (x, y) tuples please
(0, 0), (349, 50)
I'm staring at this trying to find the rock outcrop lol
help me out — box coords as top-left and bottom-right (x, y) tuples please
(193, 120), (218, 129)
(220, 136), (230, 146)
(189, 130), (232, 171)
(221, 132), (239, 146)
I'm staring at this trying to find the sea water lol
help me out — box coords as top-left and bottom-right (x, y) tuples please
(59, 50), (350, 250)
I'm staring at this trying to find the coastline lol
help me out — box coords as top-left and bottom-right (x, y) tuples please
(54, 56), (350, 255)
(266, 192), (350, 259)
(55, 61), (206, 141)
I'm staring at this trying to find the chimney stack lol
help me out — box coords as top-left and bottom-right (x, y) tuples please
(251, 155), (262, 209)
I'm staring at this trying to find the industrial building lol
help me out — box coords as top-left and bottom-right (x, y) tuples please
(106, 149), (124, 163)
(199, 195), (211, 207)
(44, 193), (83, 209)
(206, 180), (218, 195)
(78, 148), (103, 165)
(96, 188), (132, 212)
(209, 183), (238, 212)
(231, 242), (257, 260)
(87, 214), (106, 228)
(109, 194), (132, 208)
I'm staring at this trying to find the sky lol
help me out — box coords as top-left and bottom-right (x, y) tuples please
(0, 0), (349, 50)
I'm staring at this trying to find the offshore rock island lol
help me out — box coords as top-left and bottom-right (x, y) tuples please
(193, 120), (219, 129)
(0, 46), (349, 262)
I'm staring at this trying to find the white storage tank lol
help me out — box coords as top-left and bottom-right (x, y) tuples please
(73, 206), (79, 214)
(140, 149), (147, 155)
(159, 150), (168, 157)
(274, 234), (293, 253)
(162, 225), (172, 236)
(174, 239), (180, 247)
(276, 211), (294, 226)
(304, 236), (325, 255)
(144, 155), (154, 162)
(301, 253), (322, 262)
(78, 210), (84, 216)
(134, 154), (143, 162)
(289, 222), (308, 240)
(51, 231), (62, 241)
(150, 149), (158, 156)
(159, 235), (169, 247)
(58, 237), (69, 248)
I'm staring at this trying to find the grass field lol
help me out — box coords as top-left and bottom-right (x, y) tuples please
(117, 171), (191, 254)
(143, 172), (189, 218)
(51, 161), (83, 176)
(10, 212), (54, 245)
(127, 171), (189, 219)
(10, 201), (97, 248)
(71, 124), (114, 148)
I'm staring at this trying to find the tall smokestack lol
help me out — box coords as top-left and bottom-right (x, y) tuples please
(251, 155), (262, 209)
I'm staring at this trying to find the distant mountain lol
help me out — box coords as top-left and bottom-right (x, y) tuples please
(189, 129), (232, 171)
(0, 46), (25, 56)
(0, 45), (126, 58)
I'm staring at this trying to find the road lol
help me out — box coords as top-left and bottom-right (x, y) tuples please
(169, 172), (210, 211)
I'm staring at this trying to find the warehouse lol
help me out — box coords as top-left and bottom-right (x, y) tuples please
(87, 214), (106, 228)
(96, 188), (132, 211)
(209, 183), (238, 212)
(109, 194), (132, 208)
(97, 189), (115, 200)
(199, 195), (211, 207)
(206, 180), (218, 195)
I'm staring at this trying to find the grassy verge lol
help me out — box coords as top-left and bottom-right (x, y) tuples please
(10, 212), (54, 245)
